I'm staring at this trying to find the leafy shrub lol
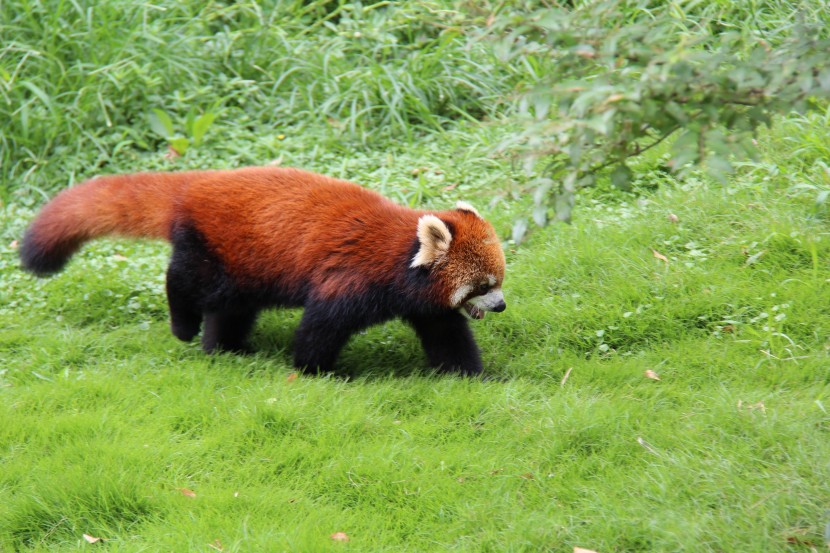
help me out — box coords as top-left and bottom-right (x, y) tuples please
(490, 0), (830, 233)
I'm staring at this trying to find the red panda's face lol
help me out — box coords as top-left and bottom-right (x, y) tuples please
(411, 203), (506, 319)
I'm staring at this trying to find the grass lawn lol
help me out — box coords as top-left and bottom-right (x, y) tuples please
(3, 150), (829, 550)
(2, 1), (829, 551)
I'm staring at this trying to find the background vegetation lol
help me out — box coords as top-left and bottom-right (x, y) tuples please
(1, 0), (829, 551)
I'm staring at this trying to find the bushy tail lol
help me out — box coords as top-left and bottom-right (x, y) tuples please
(20, 170), (213, 276)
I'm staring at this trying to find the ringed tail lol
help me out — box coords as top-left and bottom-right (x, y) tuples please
(20, 171), (212, 276)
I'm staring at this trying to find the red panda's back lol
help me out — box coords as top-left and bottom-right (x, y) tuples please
(180, 167), (421, 295)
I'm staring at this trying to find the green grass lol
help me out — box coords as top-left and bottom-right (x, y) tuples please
(0, 0), (519, 199)
(2, 161), (829, 550)
(2, 1), (830, 551)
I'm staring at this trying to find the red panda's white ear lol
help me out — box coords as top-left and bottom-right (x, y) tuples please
(411, 214), (452, 268)
(455, 201), (481, 218)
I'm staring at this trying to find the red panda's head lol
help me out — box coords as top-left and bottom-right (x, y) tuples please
(411, 202), (506, 319)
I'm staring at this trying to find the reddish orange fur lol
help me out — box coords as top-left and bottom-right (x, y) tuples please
(22, 170), (214, 268)
(23, 167), (504, 305)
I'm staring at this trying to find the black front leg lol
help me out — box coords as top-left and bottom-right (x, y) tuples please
(201, 308), (260, 353)
(293, 302), (360, 373)
(407, 311), (483, 376)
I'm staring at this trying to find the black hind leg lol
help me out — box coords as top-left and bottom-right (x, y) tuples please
(167, 223), (263, 353)
(407, 312), (483, 376)
(202, 309), (260, 353)
(166, 264), (203, 342)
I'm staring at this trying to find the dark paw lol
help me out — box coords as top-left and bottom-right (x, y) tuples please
(171, 321), (200, 342)
(293, 356), (336, 375)
(203, 341), (254, 355)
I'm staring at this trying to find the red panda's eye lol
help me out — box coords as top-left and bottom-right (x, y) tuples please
(477, 283), (490, 294)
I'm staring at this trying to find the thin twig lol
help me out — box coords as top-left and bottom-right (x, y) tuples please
(586, 124), (681, 176)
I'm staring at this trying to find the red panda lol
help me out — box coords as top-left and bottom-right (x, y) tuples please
(20, 167), (506, 375)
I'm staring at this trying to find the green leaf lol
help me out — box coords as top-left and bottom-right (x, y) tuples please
(706, 129), (731, 157)
(532, 177), (554, 205)
(665, 102), (688, 124)
(148, 109), (174, 138)
(185, 108), (196, 137)
(191, 113), (216, 147)
(518, 96), (529, 118)
(745, 250), (765, 266)
(586, 109), (615, 135)
(799, 72), (814, 94)
(578, 174), (596, 189)
(706, 155), (733, 182)
(492, 36), (514, 63)
(610, 164), (633, 190)
(563, 171), (578, 193)
(169, 136), (189, 155)
(565, 141), (583, 164)
(20, 80), (56, 115)
(512, 218), (529, 244)
(735, 133), (760, 161)
(19, 103), (29, 138)
(746, 106), (772, 129)
(669, 129), (699, 170)
(554, 188), (575, 224)
(818, 68), (830, 92)
(536, 9), (567, 32)
(532, 204), (548, 227)
(533, 92), (551, 121)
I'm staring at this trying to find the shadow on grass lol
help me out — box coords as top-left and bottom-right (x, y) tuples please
(247, 312), (508, 381)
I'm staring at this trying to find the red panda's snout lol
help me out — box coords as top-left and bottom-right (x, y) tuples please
(463, 287), (506, 319)
(455, 284), (506, 320)
(411, 202), (506, 319)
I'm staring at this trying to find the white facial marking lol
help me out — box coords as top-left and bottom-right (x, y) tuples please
(487, 274), (496, 286)
(450, 284), (473, 307)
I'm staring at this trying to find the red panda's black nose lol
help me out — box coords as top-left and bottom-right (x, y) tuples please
(492, 300), (506, 313)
